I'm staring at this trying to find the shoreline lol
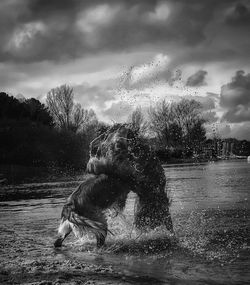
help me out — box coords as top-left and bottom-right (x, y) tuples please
(162, 156), (248, 167)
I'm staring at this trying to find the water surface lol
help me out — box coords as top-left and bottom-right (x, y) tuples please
(0, 160), (249, 284)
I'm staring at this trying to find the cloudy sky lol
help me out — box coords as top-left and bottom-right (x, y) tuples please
(1, 0), (250, 139)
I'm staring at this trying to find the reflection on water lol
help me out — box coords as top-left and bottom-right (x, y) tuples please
(0, 160), (250, 284)
(168, 161), (250, 211)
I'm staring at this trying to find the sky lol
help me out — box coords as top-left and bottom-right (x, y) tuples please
(0, 0), (250, 140)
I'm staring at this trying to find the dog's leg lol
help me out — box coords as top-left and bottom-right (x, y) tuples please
(69, 210), (108, 248)
(95, 227), (107, 248)
(54, 218), (72, 247)
(111, 192), (128, 218)
(91, 211), (108, 248)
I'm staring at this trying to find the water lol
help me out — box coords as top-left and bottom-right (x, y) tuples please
(0, 160), (249, 284)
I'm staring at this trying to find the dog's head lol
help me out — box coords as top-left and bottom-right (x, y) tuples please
(54, 203), (74, 248)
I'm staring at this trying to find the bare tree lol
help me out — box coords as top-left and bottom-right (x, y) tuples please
(148, 100), (175, 145)
(72, 103), (89, 132)
(127, 106), (147, 135)
(172, 99), (203, 136)
(46, 85), (89, 132)
(172, 99), (206, 152)
(148, 98), (206, 153)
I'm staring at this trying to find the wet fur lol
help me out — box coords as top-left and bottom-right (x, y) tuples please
(55, 174), (130, 248)
(55, 124), (173, 248)
(86, 129), (173, 231)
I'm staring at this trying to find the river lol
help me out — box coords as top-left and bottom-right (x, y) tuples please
(0, 160), (249, 284)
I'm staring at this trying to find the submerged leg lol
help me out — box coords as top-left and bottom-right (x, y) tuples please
(134, 193), (173, 232)
(95, 230), (107, 248)
(69, 210), (108, 248)
(54, 218), (72, 247)
(91, 211), (108, 248)
(111, 190), (129, 218)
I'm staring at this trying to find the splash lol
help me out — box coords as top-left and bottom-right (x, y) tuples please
(174, 209), (249, 263)
(70, 207), (175, 255)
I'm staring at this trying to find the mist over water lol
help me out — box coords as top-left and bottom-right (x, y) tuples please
(0, 160), (249, 284)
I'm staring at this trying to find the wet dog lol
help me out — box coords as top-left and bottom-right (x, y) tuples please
(54, 123), (173, 248)
(86, 124), (173, 231)
(54, 174), (130, 248)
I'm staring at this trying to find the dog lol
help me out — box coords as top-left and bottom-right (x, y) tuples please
(54, 174), (130, 248)
(54, 123), (173, 248)
(86, 124), (173, 231)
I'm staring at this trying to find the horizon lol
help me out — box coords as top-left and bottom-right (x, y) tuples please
(0, 0), (250, 140)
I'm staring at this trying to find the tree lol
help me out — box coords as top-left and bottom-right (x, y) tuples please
(127, 106), (147, 135)
(0, 92), (28, 119)
(165, 122), (183, 147)
(46, 85), (89, 132)
(81, 109), (104, 145)
(0, 92), (93, 170)
(172, 99), (203, 136)
(148, 98), (206, 155)
(148, 100), (175, 146)
(71, 103), (89, 133)
(0, 92), (53, 126)
(172, 99), (206, 153)
(187, 120), (206, 154)
(24, 98), (54, 126)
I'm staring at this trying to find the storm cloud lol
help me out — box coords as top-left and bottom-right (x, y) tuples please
(225, 2), (250, 26)
(220, 70), (250, 123)
(0, 0), (240, 63)
(186, 70), (208, 87)
(0, 0), (250, 141)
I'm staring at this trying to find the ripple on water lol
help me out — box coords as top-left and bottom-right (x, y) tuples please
(1, 160), (250, 284)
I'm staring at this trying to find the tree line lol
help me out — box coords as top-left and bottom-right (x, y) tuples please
(129, 103), (250, 161)
(1, 85), (249, 174)
(0, 87), (104, 171)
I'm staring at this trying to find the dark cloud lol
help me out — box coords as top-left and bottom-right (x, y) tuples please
(186, 70), (208, 86)
(0, 0), (230, 63)
(0, 0), (249, 69)
(225, 3), (250, 26)
(220, 70), (250, 122)
(229, 123), (250, 140)
(28, 0), (80, 15)
(222, 106), (250, 122)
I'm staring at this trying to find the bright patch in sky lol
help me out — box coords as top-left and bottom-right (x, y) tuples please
(76, 4), (119, 34)
(129, 54), (169, 84)
(8, 22), (45, 50)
